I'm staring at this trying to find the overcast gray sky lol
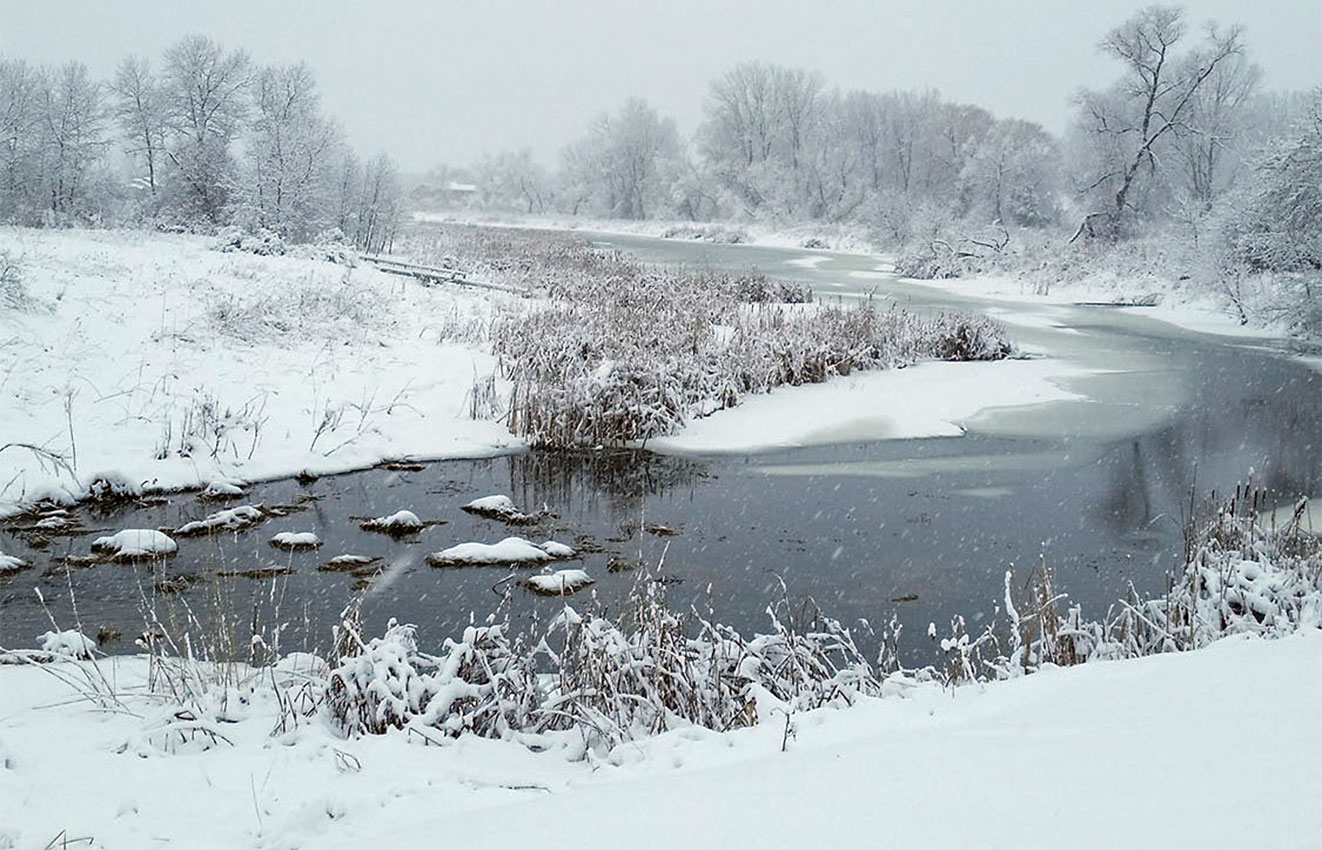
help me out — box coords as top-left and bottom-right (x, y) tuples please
(1, 1), (1318, 173)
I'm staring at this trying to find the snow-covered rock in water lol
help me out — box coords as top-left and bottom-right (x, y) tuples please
(361, 510), (424, 534)
(174, 505), (265, 536)
(90, 529), (178, 560)
(270, 531), (321, 550)
(538, 540), (576, 559)
(461, 494), (540, 524)
(465, 494), (515, 513)
(0, 553), (27, 574)
(427, 536), (571, 567)
(522, 569), (594, 595)
(200, 480), (247, 500)
(322, 554), (380, 568)
(38, 629), (96, 659)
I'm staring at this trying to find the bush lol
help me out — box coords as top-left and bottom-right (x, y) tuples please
(212, 226), (288, 257)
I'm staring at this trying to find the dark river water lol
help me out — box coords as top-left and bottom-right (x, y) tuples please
(2, 232), (1318, 664)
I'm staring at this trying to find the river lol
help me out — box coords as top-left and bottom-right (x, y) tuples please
(2, 232), (1317, 664)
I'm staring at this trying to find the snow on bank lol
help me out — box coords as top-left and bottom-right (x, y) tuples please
(650, 357), (1094, 453)
(0, 632), (1315, 849)
(0, 227), (518, 516)
(908, 270), (1298, 343)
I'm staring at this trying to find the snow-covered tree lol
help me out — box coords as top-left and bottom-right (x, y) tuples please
(160, 35), (251, 225)
(111, 55), (167, 208)
(960, 119), (1061, 227)
(35, 62), (109, 220)
(475, 148), (549, 214)
(0, 58), (43, 223)
(699, 62), (825, 218)
(350, 152), (403, 253)
(1229, 89), (1322, 273)
(1072, 5), (1246, 239)
(561, 97), (682, 220)
(241, 62), (342, 241)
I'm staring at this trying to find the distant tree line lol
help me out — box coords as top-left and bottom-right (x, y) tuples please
(431, 5), (1318, 284)
(0, 35), (404, 251)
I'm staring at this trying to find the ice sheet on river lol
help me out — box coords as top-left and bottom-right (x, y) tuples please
(650, 358), (1095, 453)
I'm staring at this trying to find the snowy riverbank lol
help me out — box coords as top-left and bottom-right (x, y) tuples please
(0, 631), (1316, 849)
(0, 227), (518, 516)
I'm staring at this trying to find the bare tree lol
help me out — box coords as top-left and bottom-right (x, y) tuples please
(476, 148), (549, 214)
(1171, 52), (1260, 209)
(562, 97), (681, 220)
(353, 153), (403, 253)
(0, 59), (42, 222)
(1073, 5), (1245, 239)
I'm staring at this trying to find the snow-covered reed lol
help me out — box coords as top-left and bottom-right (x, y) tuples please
(325, 578), (878, 748)
(926, 485), (1322, 682)
(410, 226), (1009, 447)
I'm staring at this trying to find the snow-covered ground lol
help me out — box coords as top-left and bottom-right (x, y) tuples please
(0, 631), (1316, 849)
(0, 227), (516, 515)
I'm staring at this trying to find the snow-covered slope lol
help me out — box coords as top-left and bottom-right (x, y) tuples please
(0, 227), (517, 514)
(0, 632), (1315, 849)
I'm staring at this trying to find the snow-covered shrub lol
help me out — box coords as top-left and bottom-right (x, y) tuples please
(212, 225), (287, 257)
(156, 388), (268, 461)
(205, 268), (381, 345)
(85, 472), (144, 502)
(326, 618), (539, 738)
(938, 487), (1322, 682)
(660, 224), (748, 244)
(501, 301), (1008, 447)
(289, 233), (359, 267)
(38, 629), (96, 659)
